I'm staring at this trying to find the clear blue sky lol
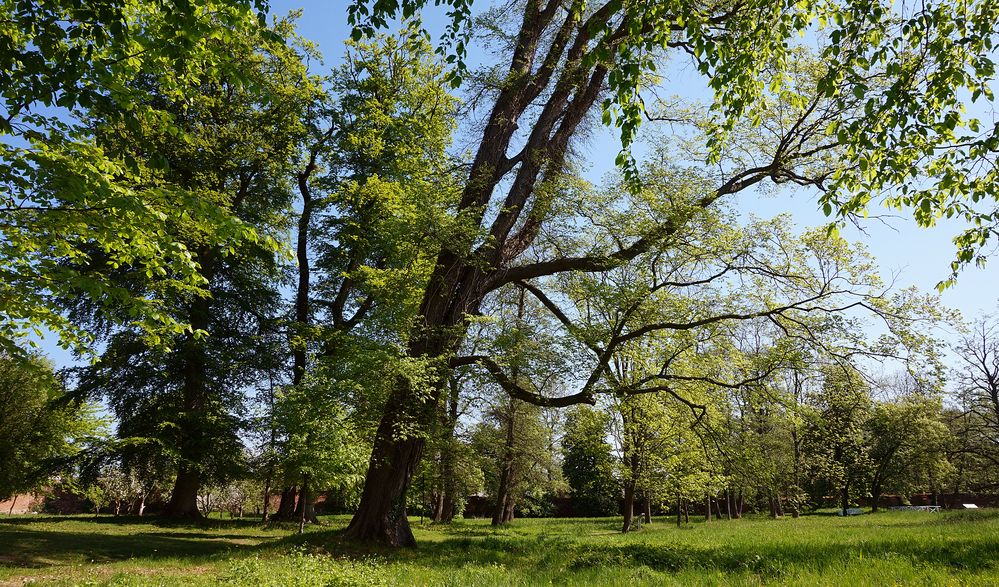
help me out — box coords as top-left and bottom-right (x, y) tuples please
(34, 0), (999, 368)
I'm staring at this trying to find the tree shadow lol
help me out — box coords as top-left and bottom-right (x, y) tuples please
(279, 518), (999, 581)
(0, 517), (277, 570)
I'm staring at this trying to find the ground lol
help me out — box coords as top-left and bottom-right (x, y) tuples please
(1, 510), (998, 585)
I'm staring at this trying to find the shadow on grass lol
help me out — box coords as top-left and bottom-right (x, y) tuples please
(276, 516), (999, 580)
(0, 516), (293, 570)
(4, 512), (999, 579)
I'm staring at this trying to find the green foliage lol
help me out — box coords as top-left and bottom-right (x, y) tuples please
(562, 406), (620, 517)
(273, 377), (369, 498)
(0, 0), (275, 354)
(353, 0), (999, 280)
(0, 353), (105, 501)
(802, 365), (874, 511)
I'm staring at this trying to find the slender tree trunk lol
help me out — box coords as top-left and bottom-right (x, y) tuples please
(643, 493), (652, 524)
(705, 495), (712, 522)
(725, 489), (732, 520)
(298, 473), (309, 534)
(676, 495), (682, 527)
(261, 482), (271, 522)
(8, 495), (16, 515)
(841, 482), (850, 516)
(439, 376), (461, 523)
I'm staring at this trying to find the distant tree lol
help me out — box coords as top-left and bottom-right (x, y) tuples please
(562, 406), (619, 517)
(0, 353), (104, 502)
(802, 366), (873, 515)
(952, 314), (999, 473)
(866, 385), (953, 511)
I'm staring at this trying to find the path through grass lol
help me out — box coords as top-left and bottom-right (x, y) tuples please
(2, 511), (998, 585)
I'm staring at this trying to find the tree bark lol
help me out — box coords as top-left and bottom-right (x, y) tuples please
(643, 493), (652, 524)
(163, 465), (201, 518)
(622, 481), (636, 532)
(274, 486), (297, 520)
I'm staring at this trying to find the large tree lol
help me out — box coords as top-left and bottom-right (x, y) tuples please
(72, 15), (316, 518)
(343, 0), (999, 545)
(0, 0), (273, 355)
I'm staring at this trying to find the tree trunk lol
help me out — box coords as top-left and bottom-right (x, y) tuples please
(622, 480), (636, 532)
(261, 482), (271, 522)
(492, 464), (512, 526)
(8, 495), (16, 515)
(643, 493), (652, 524)
(439, 376), (461, 523)
(274, 486), (297, 520)
(705, 495), (712, 522)
(725, 489), (732, 520)
(432, 491), (444, 522)
(163, 465), (201, 518)
(298, 474), (309, 534)
(343, 392), (431, 546)
(503, 498), (515, 523)
(676, 496), (682, 527)
(841, 482), (850, 517)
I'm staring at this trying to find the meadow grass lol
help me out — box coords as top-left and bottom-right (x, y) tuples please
(2, 510), (998, 585)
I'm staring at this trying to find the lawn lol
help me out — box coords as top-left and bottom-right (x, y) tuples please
(2, 510), (998, 586)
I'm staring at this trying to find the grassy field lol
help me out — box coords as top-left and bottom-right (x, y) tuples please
(2, 510), (998, 586)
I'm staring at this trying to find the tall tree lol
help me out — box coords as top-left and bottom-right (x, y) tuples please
(341, 0), (999, 545)
(72, 15), (315, 518)
(562, 406), (620, 517)
(0, 353), (104, 502)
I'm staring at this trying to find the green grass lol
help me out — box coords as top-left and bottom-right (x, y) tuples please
(3, 510), (999, 585)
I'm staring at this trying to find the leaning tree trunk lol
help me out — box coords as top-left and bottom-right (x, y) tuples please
(343, 370), (444, 546)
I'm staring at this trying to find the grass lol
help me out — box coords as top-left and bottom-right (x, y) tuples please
(2, 510), (999, 585)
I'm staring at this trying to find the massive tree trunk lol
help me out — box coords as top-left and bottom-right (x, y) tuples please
(163, 465), (201, 518)
(344, 0), (623, 546)
(343, 345), (450, 545)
